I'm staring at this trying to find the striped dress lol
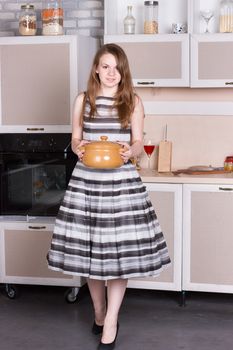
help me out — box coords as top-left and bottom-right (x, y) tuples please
(47, 96), (171, 280)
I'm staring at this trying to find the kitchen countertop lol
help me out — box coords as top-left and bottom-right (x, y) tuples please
(139, 169), (233, 184)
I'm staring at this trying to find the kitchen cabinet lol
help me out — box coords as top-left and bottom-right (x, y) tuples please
(0, 221), (83, 289)
(0, 35), (98, 133)
(104, 35), (189, 87)
(104, 0), (189, 87)
(191, 34), (233, 87)
(105, 0), (233, 89)
(128, 183), (182, 291)
(183, 184), (233, 294)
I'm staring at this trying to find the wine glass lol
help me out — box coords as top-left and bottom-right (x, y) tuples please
(144, 139), (156, 170)
(200, 9), (214, 33)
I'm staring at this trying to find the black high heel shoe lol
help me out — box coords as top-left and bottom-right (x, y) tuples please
(97, 322), (119, 350)
(92, 321), (104, 335)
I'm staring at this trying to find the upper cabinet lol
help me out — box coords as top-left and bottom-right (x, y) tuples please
(191, 34), (233, 88)
(104, 0), (189, 87)
(104, 35), (189, 87)
(105, 0), (233, 88)
(0, 36), (98, 133)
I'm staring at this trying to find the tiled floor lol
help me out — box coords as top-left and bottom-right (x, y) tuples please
(0, 284), (232, 350)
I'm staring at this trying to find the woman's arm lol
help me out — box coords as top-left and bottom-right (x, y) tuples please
(119, 95), (144, 163)
(71, 92), (88, 159)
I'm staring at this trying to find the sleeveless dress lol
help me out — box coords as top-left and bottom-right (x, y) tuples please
(47, 96), (171, 280)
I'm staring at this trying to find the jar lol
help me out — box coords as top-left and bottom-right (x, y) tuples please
(19, 4), (37, 36)
(144, 1), (158, 34)
(42, 0), (64, 35)
(219, 0), (233, 33)
(123, 5), (136, 34)
(224, 156), (233, 171)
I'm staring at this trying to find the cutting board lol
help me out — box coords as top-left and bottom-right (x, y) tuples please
(173, 169), (231, 175)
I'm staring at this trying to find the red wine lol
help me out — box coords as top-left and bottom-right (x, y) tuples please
(144, 144), (155, 156)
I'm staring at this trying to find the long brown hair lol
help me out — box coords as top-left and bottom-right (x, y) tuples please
(84, 43), (135, 128)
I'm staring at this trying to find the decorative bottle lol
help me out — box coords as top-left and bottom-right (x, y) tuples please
(123, 6), (136, 34)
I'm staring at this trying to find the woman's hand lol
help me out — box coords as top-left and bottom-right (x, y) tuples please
(73, 139), (90, 161)
(118, 142), (133, 163)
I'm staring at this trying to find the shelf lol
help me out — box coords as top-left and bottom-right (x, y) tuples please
(104, 0), (188, 35)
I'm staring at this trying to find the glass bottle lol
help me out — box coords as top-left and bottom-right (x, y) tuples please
(42, 0), (64, 35)
(219, 0), (233, 33)
(19, 4), (37, 36)
(123, 5), (136, 34)
(144, 1), (158, 34)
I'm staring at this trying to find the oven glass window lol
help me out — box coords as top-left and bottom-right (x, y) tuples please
(1, 156), (76, 217)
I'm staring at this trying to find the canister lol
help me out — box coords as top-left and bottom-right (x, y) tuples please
(224, 156), (233, 171)
(144, 1), (158, 34)
(19, 4), (37, 36)
(42, 0), (64, 35)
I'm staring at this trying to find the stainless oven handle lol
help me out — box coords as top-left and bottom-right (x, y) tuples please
(28, 226), (47, 230)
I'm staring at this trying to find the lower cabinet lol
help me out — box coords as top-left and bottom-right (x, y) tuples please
(0, 222), (83, 288)
(183, 184), (233, 294)
(1, 183), (233, 295)
(127, 183), (183, 291)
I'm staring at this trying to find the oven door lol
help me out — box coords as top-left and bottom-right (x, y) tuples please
(0, 152), (77, 217)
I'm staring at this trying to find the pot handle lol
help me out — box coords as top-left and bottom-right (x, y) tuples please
(100, 136), (108, 141)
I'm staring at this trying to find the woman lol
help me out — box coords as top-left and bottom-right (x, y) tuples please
(47, 43), (171, 350)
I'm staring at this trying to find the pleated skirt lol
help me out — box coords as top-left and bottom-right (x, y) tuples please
(47, 161), (171, 280)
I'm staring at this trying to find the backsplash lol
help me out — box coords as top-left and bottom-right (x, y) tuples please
(137, 88), (233, 170)
(0, 0), (104, 37)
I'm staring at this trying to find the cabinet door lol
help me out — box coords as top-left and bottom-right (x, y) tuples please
(0, 42), (71, 127)
(183, 184), (233, 293)
(127, 183), (182, 291)
(191, 34), (233, 87)
(0, 222), (82, 287)
(104, 35), (189, 87)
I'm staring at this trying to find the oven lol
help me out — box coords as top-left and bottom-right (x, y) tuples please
(0, 133), (77, 218)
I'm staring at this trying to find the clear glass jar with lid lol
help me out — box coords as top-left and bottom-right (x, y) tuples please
(144, 1), (158, 34)
(19, 4), (37, 36)
(42, 0), (64, 35)
(219, 0), (233, 32)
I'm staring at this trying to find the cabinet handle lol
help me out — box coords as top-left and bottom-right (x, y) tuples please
(225, 82), (233, 85)
(28, 226), (46, 230)
(27, 128), (45, 131)
(137, 82), (155, 85)
(219, 187), (233, 191)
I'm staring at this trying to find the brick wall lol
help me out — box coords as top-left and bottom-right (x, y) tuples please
(0, 0), (104, 37)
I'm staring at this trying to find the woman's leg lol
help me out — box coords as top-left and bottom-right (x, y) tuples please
(101, 278), (128, 343)
(87, 278), (106, 325)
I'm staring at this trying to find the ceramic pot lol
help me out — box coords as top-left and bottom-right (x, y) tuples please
(80, 136), (124, 169)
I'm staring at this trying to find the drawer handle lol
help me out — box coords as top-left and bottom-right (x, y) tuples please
(137, 81), (155, 85)
(27, 128), (45, 131)
(219, 187), (233, 191)
(28, 226), (46, 230)
(225, 82), (233, 85)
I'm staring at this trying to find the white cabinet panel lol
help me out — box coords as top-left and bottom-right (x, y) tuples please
(104, 35), (189, 87)
(183, 184), (233, 293)
(0, 36), (98, 133)
(128, 183), (182, 291)
(0, 221), (83, 287)
(191, 34), (233, 87)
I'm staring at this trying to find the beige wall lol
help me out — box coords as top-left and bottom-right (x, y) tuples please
(137, 88), (233, 170)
